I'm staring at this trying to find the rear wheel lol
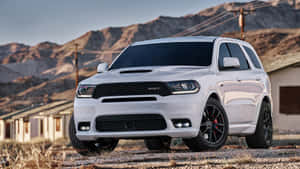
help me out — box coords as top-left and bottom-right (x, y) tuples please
(144, 137), (171, 150)
(69, 115), (119, 156)
(184, 98), (228, 151)
(246, 101), (273, 148)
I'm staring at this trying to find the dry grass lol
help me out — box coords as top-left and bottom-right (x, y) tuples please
(288, 157), (300, 162)
(0, 139), (69, 169)
(168, 159), (177, 167)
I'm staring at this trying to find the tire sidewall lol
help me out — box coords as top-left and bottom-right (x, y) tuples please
(256, 102), (273, 146)
(200, 98), (229, 149)
(184, 98), (229, 151)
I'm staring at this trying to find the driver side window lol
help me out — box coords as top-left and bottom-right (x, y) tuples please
(218, 43), (231, 70)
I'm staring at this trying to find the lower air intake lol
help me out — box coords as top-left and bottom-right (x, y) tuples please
(95, 114), (166, 132)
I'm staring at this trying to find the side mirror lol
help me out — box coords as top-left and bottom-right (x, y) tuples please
(97, 62), (108, 73)
(223, 57), (240, 68)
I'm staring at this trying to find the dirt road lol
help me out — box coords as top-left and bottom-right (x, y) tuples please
(60, 135), (300, 169)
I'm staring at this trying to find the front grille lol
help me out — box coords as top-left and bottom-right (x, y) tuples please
(102, 97), (157, 103)
(120, 70), (152, 74)
(95, 114), (167, 132)
(92, 82), (171, 99)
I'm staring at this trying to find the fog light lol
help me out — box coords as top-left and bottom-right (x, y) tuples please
(78, 122), (90, 131)
(172, 119), (192, 128)
(183, 122), (190, 127)
(80, 126), (90, 131)
(175, 123), (183, 128)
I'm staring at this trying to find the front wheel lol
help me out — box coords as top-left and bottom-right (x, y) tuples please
(184, 98), (229, 151)
(69, 115), (119, 156)
(246, 101), (273, 148)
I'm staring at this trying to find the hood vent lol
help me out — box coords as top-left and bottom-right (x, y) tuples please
(120, 69), (152, 74)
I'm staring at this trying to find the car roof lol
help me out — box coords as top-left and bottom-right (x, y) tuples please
(132, 36), (218, 46)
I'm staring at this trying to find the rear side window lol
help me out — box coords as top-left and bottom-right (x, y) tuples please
(243, 46), (262, 69)
(227, 43), (249, 70)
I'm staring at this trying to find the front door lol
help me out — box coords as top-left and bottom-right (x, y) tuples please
(217, 43), (243, 125)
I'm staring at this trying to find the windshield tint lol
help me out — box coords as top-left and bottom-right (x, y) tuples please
(110, 42), (213, 70)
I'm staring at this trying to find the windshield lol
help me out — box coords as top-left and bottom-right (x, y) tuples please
(110, 42), (213, 70)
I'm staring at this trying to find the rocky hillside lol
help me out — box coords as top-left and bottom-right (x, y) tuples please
(1, 0), (300, 74)
(1, 0), (300, 112)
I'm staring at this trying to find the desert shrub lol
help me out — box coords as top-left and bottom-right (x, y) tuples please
(0, 139), (62, 169)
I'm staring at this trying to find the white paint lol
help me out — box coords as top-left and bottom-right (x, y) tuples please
(74, 37), (272, 141)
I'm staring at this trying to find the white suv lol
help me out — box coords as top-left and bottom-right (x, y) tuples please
(69, 36), (273, 155)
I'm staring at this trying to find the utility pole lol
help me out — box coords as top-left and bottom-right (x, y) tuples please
(239, 8), (245, 40)
(229, 8), (254, 40)
(74, 43), (79, 89)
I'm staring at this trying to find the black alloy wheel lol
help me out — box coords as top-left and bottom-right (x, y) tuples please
(184, 98), (228, 151)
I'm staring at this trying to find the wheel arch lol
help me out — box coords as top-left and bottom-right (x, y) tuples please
(208, 92), (221, 102)
(262, 96), (271, 104)
(205, 91), (226, 114)
(253, 95), (273, 132)
(206, 91), (229, 119)
(259, 95), (273, 117)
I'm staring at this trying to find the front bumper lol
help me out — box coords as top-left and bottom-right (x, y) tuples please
(74, 93), (206, 141)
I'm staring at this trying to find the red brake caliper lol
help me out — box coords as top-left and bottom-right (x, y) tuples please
(213, 119), (218, 134)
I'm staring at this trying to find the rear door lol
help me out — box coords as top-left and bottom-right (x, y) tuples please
(242, 45), (266, 123)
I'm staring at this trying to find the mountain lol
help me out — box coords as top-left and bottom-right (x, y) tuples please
(0, 43), (30, 63)
(0, 42), (60, 64)
(0, 65), (22, 83)
(1, 0), (300, 65)
(65, 0), (300, 52)
(1, 0), (300, 112)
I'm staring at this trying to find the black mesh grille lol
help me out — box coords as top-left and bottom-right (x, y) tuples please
(102, 97), (156, 103)
(92, 82), (171, 99)
(95, 114), (167, 132)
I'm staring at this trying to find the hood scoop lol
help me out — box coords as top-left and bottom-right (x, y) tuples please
(120, 69), (152, 74)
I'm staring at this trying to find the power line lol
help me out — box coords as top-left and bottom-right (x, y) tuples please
(228, 2), (274, 40)
(173, 11), (230, 37)
(172, 1), (263, 37)
(172, 1), (274, 38)
(182, 2), (274, 38)
(190, 16), (238, 36)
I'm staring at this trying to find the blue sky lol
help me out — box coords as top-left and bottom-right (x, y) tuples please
(0, 0), (253, 45)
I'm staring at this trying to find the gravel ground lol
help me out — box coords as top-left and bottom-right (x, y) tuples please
(62, 149), (300, 168)
(60, 135), (300, 169)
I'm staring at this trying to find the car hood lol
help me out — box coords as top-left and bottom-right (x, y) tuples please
(79, 66), (212, 85)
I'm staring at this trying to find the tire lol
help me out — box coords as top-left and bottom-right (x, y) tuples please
(184, 98), (229, 151)
(246, 101), (273, 148)
(144, 137), (171, 151)
(69, 115), (119, 156)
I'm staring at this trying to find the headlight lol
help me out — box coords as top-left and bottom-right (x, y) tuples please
(76, 85), (96, 98)
(167, 80), (200, 94)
